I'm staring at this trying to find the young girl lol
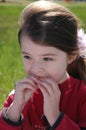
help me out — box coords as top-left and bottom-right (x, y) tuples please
(0, 1), (86, 130)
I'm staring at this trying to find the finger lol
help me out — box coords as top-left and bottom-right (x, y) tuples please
(28, 74), (44, 84)
(38, 80), (54, 96)
(15, 80), (36, 92)
(38, 84), (50, 97)
(16, 77), (37, 89)
(28, 75), (39, 85)
(42, 77), (60, 92)
(26, 77), (37, 88)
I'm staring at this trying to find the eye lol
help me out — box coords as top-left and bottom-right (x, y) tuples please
(23, 55), (32, 60)
(43, 57), (53, 61)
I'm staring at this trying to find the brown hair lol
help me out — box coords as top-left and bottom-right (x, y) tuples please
(18, 1), (86, 83)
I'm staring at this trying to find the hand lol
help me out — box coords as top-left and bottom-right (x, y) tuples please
(14, 74), (39, 109)
(6, 74), (38, 122)
(38, 77), (61, 126)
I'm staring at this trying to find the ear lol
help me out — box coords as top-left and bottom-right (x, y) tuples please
(68, 54), (77, 64)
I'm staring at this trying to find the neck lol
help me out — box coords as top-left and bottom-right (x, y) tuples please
(58, 72), (69, 84)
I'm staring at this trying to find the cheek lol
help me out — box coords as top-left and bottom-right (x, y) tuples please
(23, 60), (31, 74)
(47, 63), (68, 82)
(46, 66), (60, 79)
(49, 69), (62, 81)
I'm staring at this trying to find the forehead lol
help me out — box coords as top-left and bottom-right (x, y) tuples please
(21, 35), (62, 55)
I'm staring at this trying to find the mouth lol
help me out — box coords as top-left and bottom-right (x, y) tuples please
(28, 73), (46, 81)
(30, 73), (46, 79)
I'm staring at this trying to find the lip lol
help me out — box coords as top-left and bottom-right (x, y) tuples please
(28, 73), (45, 79)
(35, 75), (45, 80)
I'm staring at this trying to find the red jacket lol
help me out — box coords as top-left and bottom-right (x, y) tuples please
(0, 76), (86, 130)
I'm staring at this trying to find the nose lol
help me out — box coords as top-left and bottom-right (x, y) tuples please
(30, 61), (45, 77)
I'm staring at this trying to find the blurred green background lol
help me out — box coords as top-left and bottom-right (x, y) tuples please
(0, 0), (86, 109)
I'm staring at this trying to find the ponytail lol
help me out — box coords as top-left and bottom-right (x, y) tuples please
(67, 57), (86, 84)
(67, 28), (86, 84)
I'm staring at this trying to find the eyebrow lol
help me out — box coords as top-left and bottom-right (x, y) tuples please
(22, 51), (30, 55)
(41, 53), (57, 56)
(22, 51), (57, 56)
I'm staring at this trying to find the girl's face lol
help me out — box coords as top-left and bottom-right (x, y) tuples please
(21, 36), (70, 84)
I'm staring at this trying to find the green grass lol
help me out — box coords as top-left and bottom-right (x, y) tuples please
(0, 4), (25, 108)
(66, 3), (86, 31)
(0, 2), (86, 109)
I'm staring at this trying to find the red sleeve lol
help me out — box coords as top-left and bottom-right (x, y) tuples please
(0, 111), (23, 130)
(4, 90), (15, 107)
(0, 91), (24, 130)
(0, 90), (31, 130)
